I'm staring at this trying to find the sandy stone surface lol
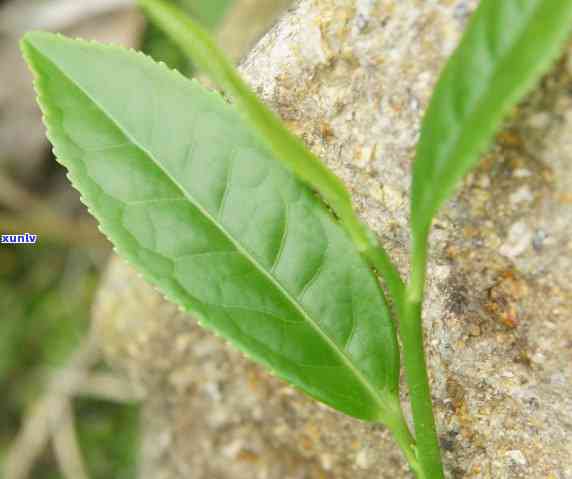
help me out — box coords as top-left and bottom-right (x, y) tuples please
(93, 1), (572, 477)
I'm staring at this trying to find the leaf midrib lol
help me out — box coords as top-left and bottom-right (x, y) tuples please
(31, 42), (388, 415)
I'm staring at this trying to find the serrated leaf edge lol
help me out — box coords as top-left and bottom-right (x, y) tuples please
(21, 32), (398, 422)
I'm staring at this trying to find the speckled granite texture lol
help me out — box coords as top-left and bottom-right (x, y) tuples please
(93, 1), (572, 477)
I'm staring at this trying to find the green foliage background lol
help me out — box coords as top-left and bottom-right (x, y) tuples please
(0, 243), (140, 478)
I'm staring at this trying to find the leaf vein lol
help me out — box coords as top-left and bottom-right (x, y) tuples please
(270, 194), (288, 272)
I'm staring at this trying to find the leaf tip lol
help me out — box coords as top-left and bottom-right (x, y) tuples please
(20, 30), (56, 52)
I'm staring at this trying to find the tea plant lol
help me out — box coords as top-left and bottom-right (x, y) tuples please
(21, 0), (572, 477)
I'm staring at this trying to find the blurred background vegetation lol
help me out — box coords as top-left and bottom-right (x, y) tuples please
(0, 0), (288, 477)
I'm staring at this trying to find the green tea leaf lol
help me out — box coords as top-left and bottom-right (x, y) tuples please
(411, 0), (572, 242)
(22, 32), (400, 422)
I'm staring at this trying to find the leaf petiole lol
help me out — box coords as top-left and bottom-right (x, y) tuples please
(382, 396), (424, 479)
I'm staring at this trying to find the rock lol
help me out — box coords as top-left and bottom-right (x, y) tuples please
(93, 1), (572, 478)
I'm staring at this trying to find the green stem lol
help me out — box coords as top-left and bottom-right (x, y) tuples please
(399, 232), (444, 479)
(383, 398), (424, 478)
(361, 236), (405, 309)
(340, 213), (406, 308)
